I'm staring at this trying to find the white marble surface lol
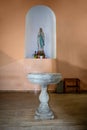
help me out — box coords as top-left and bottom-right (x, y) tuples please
(27, 73), (62, 85)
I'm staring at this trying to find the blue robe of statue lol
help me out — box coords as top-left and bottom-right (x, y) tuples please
(37, 28), (45, 51)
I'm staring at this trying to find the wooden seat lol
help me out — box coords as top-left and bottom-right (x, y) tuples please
(64, 78), (80, 93)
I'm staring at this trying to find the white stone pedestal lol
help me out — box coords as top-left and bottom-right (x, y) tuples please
(27, 73), (62, 120)
(35, 84), (54, 119)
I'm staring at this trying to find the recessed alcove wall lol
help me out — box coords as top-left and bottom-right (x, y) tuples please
(25, 5), (56, 58)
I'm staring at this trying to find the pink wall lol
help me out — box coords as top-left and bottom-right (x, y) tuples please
(0, 0), (87, 91)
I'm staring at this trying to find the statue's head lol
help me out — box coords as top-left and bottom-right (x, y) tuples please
(40, 28), (43, 32)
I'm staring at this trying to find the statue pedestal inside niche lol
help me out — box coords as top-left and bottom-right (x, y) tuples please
(27, 73), (62, 120)
(34, 50), (45, 59)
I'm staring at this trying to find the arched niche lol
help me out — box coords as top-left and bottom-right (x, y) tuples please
(25, 5), (56, 58)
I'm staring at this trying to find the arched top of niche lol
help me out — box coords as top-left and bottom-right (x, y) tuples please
(25, 5), (56, 58)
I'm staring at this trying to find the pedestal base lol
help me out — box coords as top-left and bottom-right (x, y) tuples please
(35, 108), (54, 120)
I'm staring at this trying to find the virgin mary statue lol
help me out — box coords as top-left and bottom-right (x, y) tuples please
(37, 28), (45, 51)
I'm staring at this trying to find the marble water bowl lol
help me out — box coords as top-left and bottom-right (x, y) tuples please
(27, 73), (62, 120)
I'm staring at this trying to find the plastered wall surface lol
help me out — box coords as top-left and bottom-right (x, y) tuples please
(0, 0), (87, 91)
